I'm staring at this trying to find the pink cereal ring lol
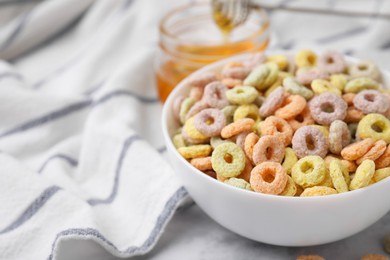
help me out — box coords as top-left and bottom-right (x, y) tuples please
(186, 72), (217, 88)
(250, 162), (288, 195)
(222, 67), (251, 80)
(172, 96), (185, 122)
(186, 101), (209, 120)
(189, 86), (204, 101)
(318, 50), (346, 74)
(236, 130), (251, 150)
(203, 82), (229, 109)
(292, 126), (329, 158)
(194, 108), (226, 137)
(353, 90), (390, 114)
(297, 68), (330, 85)
(252, 135), (285, 165)
(329, 120), (351, 155)
(259, 86), (286, 118)
(309, 93), (347, 125)
(244, 52), (267, 69)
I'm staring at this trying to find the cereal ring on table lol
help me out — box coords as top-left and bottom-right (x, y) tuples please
(252, 135), (285, 165)
(357, 113), (390, 143)
(296, 255), (325, 260)
(221, 105), (237, 124)
(186, 72), (217, 88)
(296, 67), (330, 85)
(344, 77), (380, 93)
(287, 106), (315, 132)
(349, 61), (381, 81)
(375, 145), (390, 169)
(361, 254), (389, 260)
(244, 132), (259, 163)
(300, 186), (337, 197)
(283, 77), (314, 100)
(221, 78), (242, 89)
(221, 118), (255, 139)
(234, 104), (260, 123)
(295, 49), (317, 68)
(179, 97), (196, 124)
(210, 136), (233, 148)
(244, 52), (267, 69)
(282, 147), (298, 175)
(267, 54), (289, 71)
(280, 176), (297, 196)
(275, 95), (306, 120)
(224, 178), (253, 191)
(250, 162), (288, 195)
(349, 159), (375, 190)
(211, 142), (246, 178)
(329, 120), (351, 154)
(173, 134), (186, 148)
(261, 116), (293, 146)
(330, 74), (348, 91)
(356, 140), (387, 165)
(292, 157), (326, 188)
(317, 50), (346, 74)
(329, 159), (349, 193)
(203, 82), (229, 109)
(259, 86), (286, 118)
(226, 86), (258, 105)
(243, 64), (270, 90)
(236, 130), (251, 150)
(193, 108), (226, 137)
(190, 156), (212, 171)
(183, 117), (209, 141)
(353, 90), (390, 114)
(185, 100), (209, 120)
(292, 126), (329, 158)
(341, 138), (375, 161)
(178, 144), (212, 159)
(311, 79), (342, 96)
(309, 93), (347, 125)
(222, 67), (251, 80)
(373, 167), (390, 182)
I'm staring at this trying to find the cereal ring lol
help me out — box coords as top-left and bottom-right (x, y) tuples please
(259, 86), (286, 117)
(179, 97), (196, 124)
(329, 120), (351, 154)
(186, 72), (217, 88)
(292, 156), (326, 188)
(221, 105), (237, 124)
(295, 184), (304, 196)
(261, 116), (293, 146)
(173, 134), (186, 148)
(344, 77), (380, 93)
(203, 82), (229, 109)
(296, 255), (325, 260)
(226, 86), (258, 105)
(296, 67), (330, 85)
(329, 159), (349, 193)
(243, 64), (270, 90)
(264, 75), (283, 97)
(349, 61), (381, 81)
(223, 61), (244, 69)
(287, 106), (315, 132)
(204, 170), (217, 179)
(312, 125), (329, 139)
(172, 96), (185, 122)
(182, 127), (208, 145)
(236, 130), (251, 150)
(262, 62), (279, 89)
(244, 132), (259, 162)
(319, 169), (335, 188)
(345, 106), (365, 123)
(292, 126), (329, 158)
(275, 95), (306, 120)
(283, 77), (314, 100)
(341, 138), (375, 161)
(244, 52), (266, 69)
(210, 136), (233, 148)
(193, 108), (226, 137)
(325, 155), (356, 173)
(356, 140), (387, 165)
(221, 118), (255, 139)
(234, 104), (260, 122)
(375, 145), (390, 169)
(216, 171), (228, 182)
(282, 147), (298, 175)
(254, 95), (265, 107)
(342, 159), (358, 173)
(295, 49), (317, 68)
(250, 162), (288, 195)
(330, 74), (348, 91)
(222, 67), (251, 80)
(353, 90), (390, 114)
(373, 167), (390, 182)
(186, 101), (209, 120)
(267, 54), (289, 70)
(361, 254), (389, 260)
(178, 145), (212, 159)
(300, 186), (337, 197)
(280, 175), (297, 196)
(309, 93), (347, 125)
(183, 117), (209, 141)
(252, 135), (285, 165)
(190, 157), (212, 171)
(317, 50), (346, 74)
(357, 113), (390, 143)
(221, 78), (242, 88)
(224, 178), (253, 191)
(349, 159), (375, 190)
(211, 142), (246, 178)
(237, 157), (253, 182)
(189, 86), (204, 101)
(311, 79), (342, 96)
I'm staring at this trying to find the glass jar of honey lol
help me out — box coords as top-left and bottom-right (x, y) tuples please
(155, 2), (270, 102)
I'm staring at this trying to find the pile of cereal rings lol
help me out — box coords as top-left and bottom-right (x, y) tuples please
(171, 49), (390, 197)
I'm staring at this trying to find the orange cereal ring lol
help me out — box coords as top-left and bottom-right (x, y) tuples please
(250, 162), (288, 195)
(216, 172), (229, 182)
(261, 116), (293, 146)
(356, 140), (387, 165)
(341, 138), (375, 161)
(252, 135), (285, 165)
(345, 106), (365, 123)
(223, 61), (244, 69)
(244, 132), (260, 163)
(287, 106), (315, 132)
(236, 157), (253, 182)
(189, 86), (203, 101)
(300, 186), (337, 197)
(190, 157), (212, 171)
(361, 254), (389, 260)
(375, 144), (390, 169)
(342, 93), (356, 105)
(275, 95), (306, 120)
(221, 118), (255, 139)
(221, 78), (243, 89)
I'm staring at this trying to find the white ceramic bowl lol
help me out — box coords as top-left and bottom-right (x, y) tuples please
(162, 52), (390, 246)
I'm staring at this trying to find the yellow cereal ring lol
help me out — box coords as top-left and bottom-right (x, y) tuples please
(179, 97), (196, 124)
(211, 142), (246, 178)
(373, 167), (390, 182)
(183, 117), (208, 141)
(295, 184), (304, 196)
(233, 104), (260, 122)
(300, 186), (337, 197)
(344, 77), (379, 93)
(330, 74), (348, 91)
(357, 113), (390, 144)
(210, 136), (233, 149)
(292, 156), (326, 188)
(318, 169), (334, 188)
(282, 147), (298, 175)
(280, 175), (297, 196)
(329, 159), (349, 193)
(178, 145), (212, 159)
(311, 79), (342, 96)
(224, 177), (253, 191)
(267, 54), (289, 70)
(295, 49), (317, 68)
(349, 160), (375, 190)
(173, 134), (186, 148)
(313, 125), (329, 139)
(226, 86), (258, 105)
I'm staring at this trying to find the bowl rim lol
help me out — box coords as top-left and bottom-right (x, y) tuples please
(162, 50), (390, 202)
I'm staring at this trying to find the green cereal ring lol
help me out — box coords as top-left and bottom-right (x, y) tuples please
(224, 178), (253, 191)
(330, 74), (348, 91)
(234, 104), (260, 122)
(329, 159), (349, 193)
(183, 117), (208, 141)
(173, 134), (186, 148)
(243, 64), (270, 90)
(262, 62), (279, 89)
(211, 142), (246, 178)
(357, 113), (390, 144)
(350, 160), (375, 190)
(282, 147), (298, 175)
(311, 79), (342, 96)
(210, 136), (233, 148)
(179, 97), (196, 124)
(373, 167), (390, 182)
(280, 175), (297, 196)
(222, 105), (238, 124)
(292, 155), (326, 188)
(226, 86), (258, 105)
(178, 145), (212, 159)
(344, 77), (380, 93)
(283, 77), (314, 100)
